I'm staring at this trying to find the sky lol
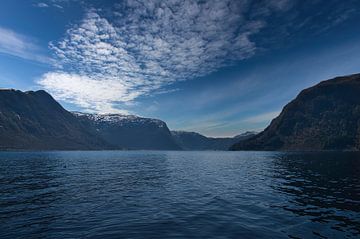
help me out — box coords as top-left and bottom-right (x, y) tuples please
(0, 0), (360, 137)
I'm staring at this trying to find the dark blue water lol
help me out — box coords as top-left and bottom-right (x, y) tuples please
(0, 151), (359, 239)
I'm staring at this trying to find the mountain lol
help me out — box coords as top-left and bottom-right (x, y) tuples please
(0, 89), (256, 151)
(0, 89), (108, 150)
(171, 131), (256, 150)
(230, 74), (360, 151)
(73, 112), (180, 150)
(234, 131), (258, 139)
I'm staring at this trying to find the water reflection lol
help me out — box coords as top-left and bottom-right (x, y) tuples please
(271, 152), (360, 237)
(0, 152), (66, 237)
(0, 151), (173, 238)
(0, 151), (359, 238)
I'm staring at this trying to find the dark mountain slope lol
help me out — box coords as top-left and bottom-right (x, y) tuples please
(73, 113), (181, 150)
(0, 89), (108, 150)
(172, 131), (256, 150)
(230, 74), (360, 151)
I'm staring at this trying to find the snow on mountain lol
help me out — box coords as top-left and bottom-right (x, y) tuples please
(72, 112), (165, 127)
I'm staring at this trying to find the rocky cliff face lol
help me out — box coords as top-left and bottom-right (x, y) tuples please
(73, 112), (180, 150)
(0, 89), (108, 150)
(230, 74), (360, 151)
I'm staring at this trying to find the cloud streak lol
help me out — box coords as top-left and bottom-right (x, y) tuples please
(35, 3), (49, 8)
(242, 110), (280, 124)
(39, 0), (289, 113)
(0, 26), (51, 64)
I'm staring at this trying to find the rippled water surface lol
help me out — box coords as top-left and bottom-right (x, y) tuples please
(0, 151), (359, 238)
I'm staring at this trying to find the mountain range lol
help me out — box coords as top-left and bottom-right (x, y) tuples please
(0, 89), (251, 150)
(172, 131), (256, 150)
(1, 73), (360, 151)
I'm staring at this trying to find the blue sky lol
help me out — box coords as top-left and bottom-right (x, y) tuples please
(1, 0), (360, 137)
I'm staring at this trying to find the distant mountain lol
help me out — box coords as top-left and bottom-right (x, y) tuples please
(0, 89), (108, 150)
(0, 89), (254, 151)
(234, 131), (258, 139)
(171, 131), (256, 150)
(73, 112), (180, 150)
(230, 74), (360, 151)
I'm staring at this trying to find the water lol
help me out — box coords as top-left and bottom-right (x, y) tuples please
(0, 151), (359, 239)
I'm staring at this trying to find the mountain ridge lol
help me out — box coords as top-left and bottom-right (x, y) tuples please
(0, 88), (249, 151)
(73, 112), (180, 150)
(0, 89), (109, 150)
(2, 73), (360, 151)
(230, 73), (360, 151)
(171, 130), (256, 150)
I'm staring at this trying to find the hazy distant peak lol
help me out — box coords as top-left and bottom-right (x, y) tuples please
(171, 130), (205, 137)
(234, 131), (258, 138)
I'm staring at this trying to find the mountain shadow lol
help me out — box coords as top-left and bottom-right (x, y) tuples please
(172, 131), (256, 150)
(230, 73), (360, 151)
(0, 89), (108, 150)
(73, 112), (180, 150)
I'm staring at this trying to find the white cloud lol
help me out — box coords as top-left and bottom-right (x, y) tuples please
(35, 3), (49, 8)
(53, 4), (64, 9)
(38, 72), (132, 114)
(0, 26), (51, 63)
(33, 0), (80, 10)
(39, 0), (289, 113)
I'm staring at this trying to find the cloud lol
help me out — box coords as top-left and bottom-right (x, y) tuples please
(268, 0), (293, 11)
(0, 26), (51, 64)
(38, 72), (132, 114)
(174, 110), (280, 137)
(33, 0), (82, 10)
(39, 0), (292, 113)
(53, 4), (64, 9)
(242, 111), (280, 124)
(35, 3), (49, 8)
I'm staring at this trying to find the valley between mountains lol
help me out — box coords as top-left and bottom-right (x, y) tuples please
(1, 73), (360, 151)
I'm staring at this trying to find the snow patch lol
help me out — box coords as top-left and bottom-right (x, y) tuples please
(72, 112), (165, 127)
